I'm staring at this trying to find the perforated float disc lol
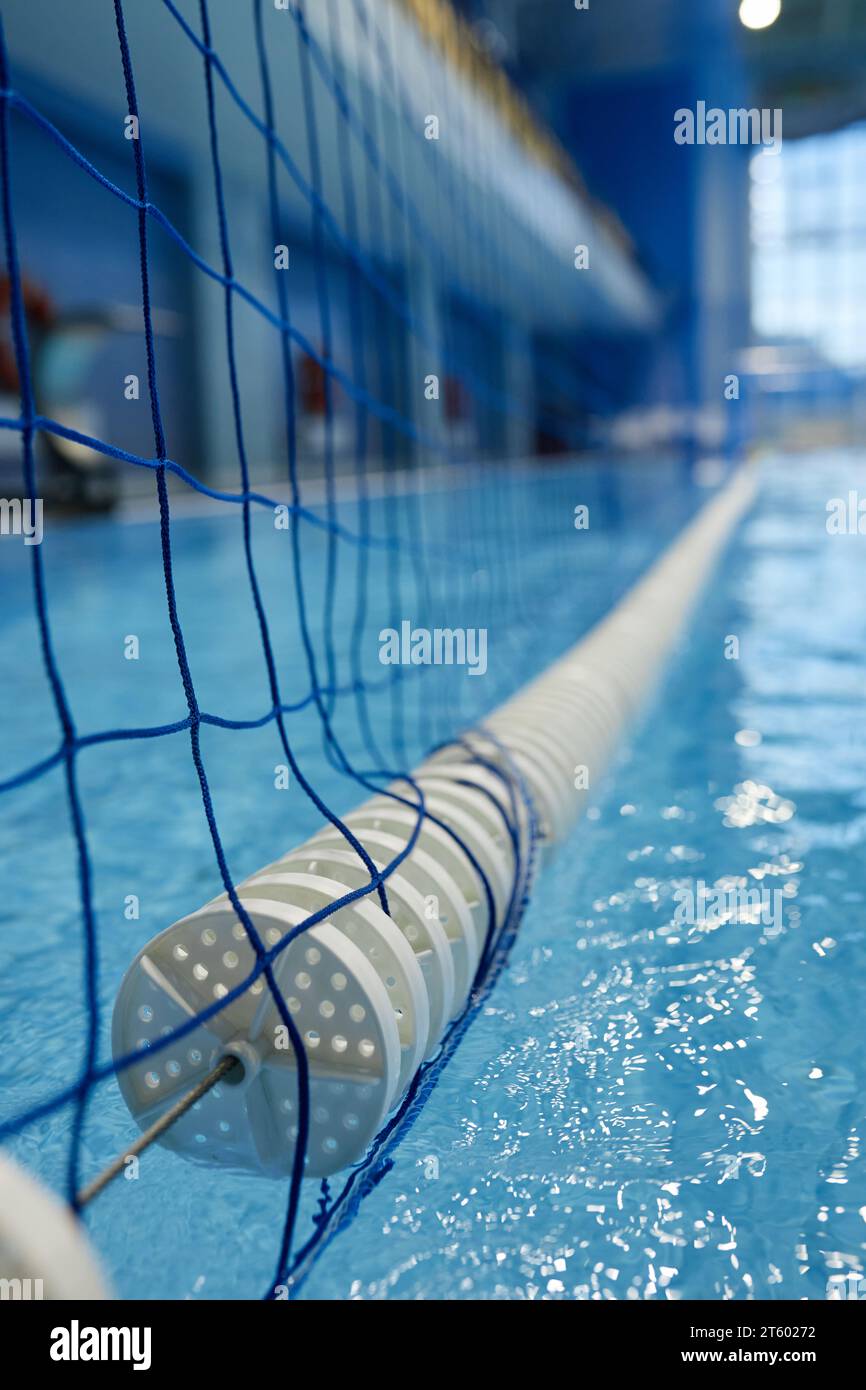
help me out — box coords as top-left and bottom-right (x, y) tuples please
(278, 846), (456, 1046)
(375, 788), (512, 925)
(310, 825), (479, 1009)
(332, 804), (489, 964)
(419, 759), (532, 851)
(112, 898), (401, 1178)
(488, 695), (594, 802)
(480, 724), (573, 837)
(227, 872), (428, 1096)
(414, 773), (516, 856)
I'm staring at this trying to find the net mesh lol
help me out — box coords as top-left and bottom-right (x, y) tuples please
(0, 0), (623, 1296)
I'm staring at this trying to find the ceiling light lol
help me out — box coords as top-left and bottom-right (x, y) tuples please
(739, 0), (782, 30)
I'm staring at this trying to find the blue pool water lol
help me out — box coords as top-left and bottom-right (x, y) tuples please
(3, 453), (864, 1300)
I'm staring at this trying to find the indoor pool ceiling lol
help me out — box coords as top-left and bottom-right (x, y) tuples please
(465, 0), (866, 140)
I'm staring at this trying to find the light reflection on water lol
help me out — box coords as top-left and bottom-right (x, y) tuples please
(0, 459), (707, 1300)
(299, 453), (866, 1300)
(3, 453), (865, 1299)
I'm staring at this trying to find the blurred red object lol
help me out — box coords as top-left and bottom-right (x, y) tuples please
(0, 274), (55, 394)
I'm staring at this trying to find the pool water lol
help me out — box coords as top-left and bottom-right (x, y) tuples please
(299, 451), (866, 1303)
(4, 453), (863, 1300)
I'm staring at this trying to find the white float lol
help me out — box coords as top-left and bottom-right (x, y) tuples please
(112, 466), (755, 1179)
(0, 1156), (110, 1299)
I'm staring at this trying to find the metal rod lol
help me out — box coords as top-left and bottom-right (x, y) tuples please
(75, 1054), (239, 1209)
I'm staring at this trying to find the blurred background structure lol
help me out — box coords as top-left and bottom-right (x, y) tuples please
(1, 0), (864, 499)
(454, 0), (866, 455)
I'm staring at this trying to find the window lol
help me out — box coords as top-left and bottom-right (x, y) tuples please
(751, 123), (866, 368)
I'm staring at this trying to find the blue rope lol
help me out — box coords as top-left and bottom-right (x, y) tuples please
(279, 736), (540, 1297)
(3, 41), (592, 451)
(321, 0), (387, 772)
(0, 0), (564, 1292)
(294, 0), (341, 721)
(0, 15), (101, 1204)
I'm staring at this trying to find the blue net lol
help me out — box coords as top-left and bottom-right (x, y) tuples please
(0, 0), (652, 1297)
